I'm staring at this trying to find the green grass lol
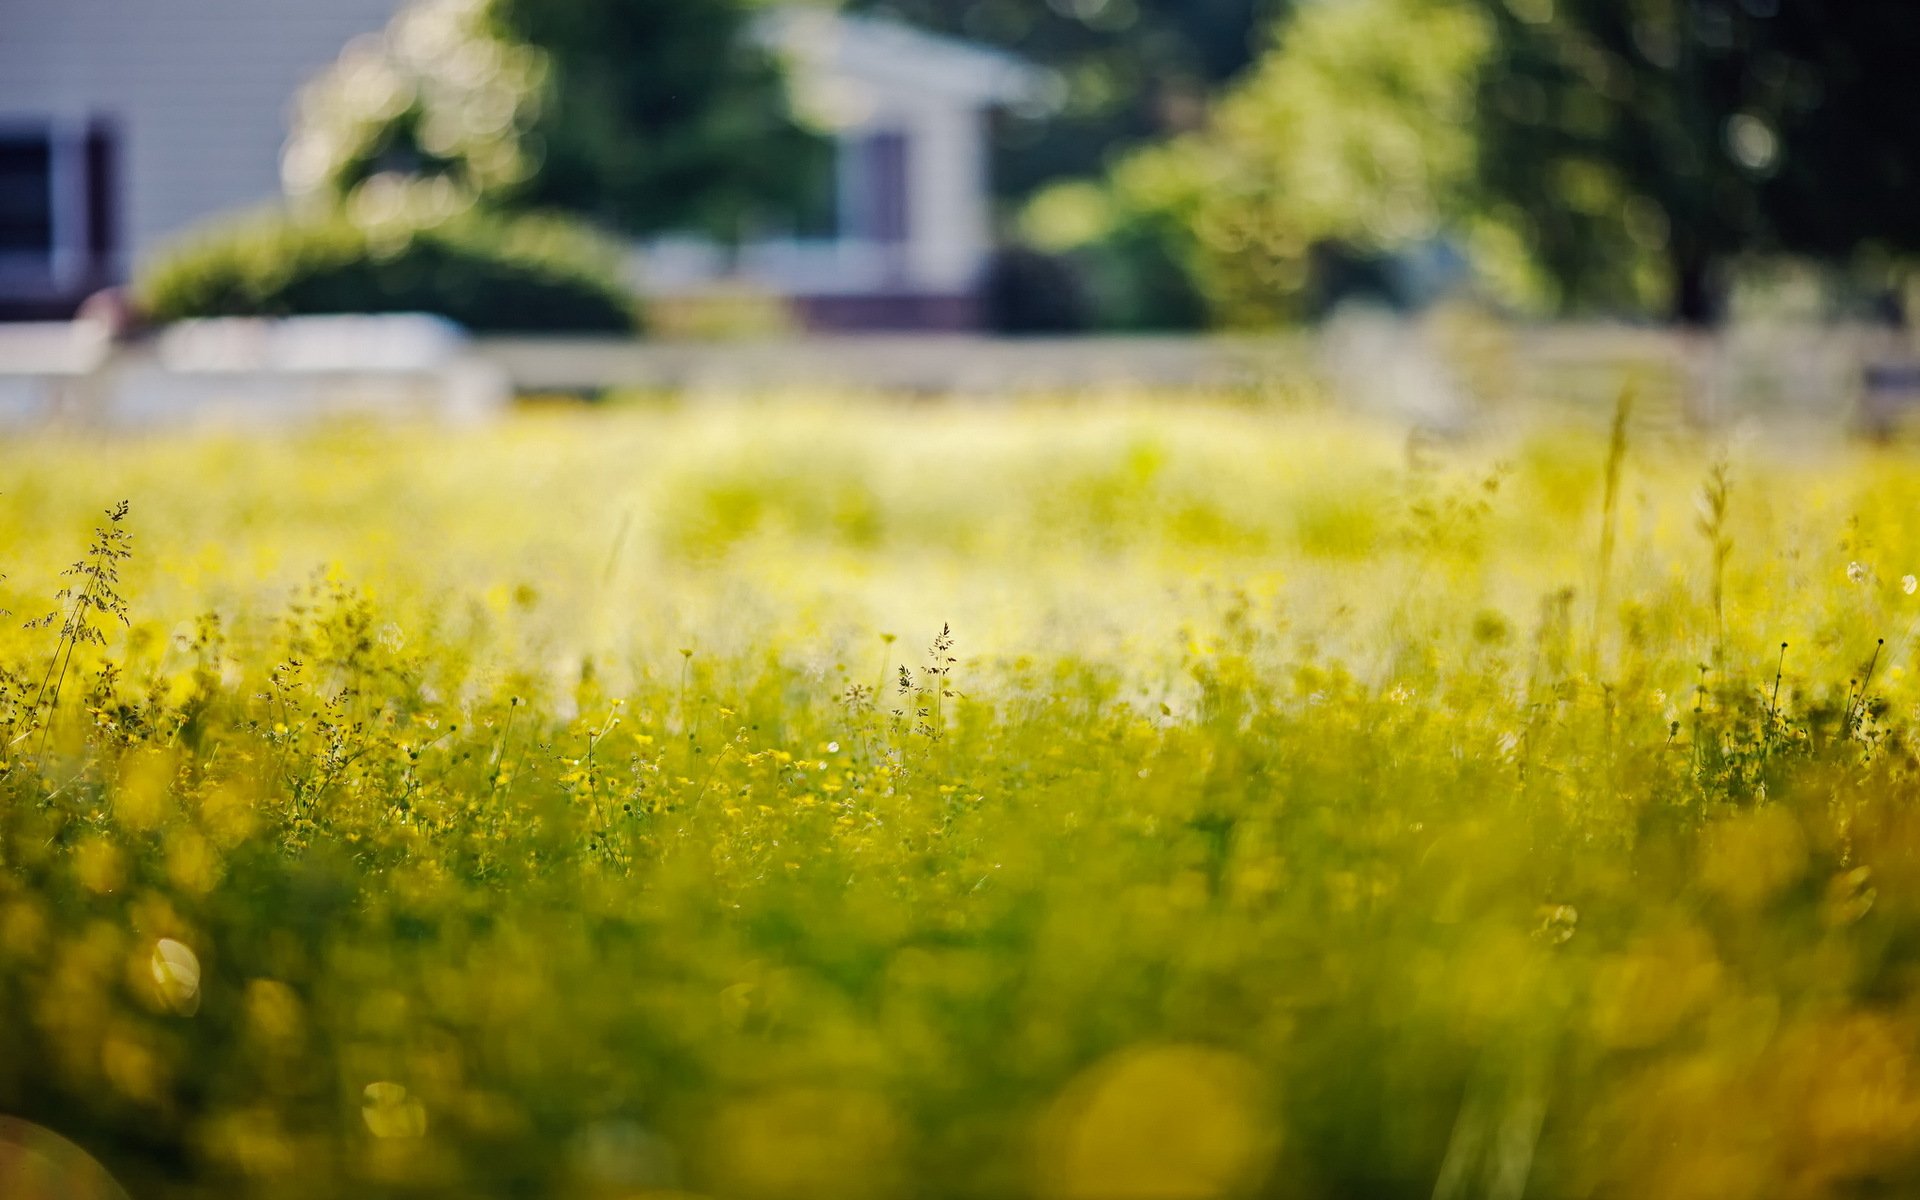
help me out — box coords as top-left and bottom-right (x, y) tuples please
(2, 395), (1920, 1199)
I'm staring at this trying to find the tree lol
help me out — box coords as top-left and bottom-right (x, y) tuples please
(1034, 0), (1920, 329)
(283, 0), (829, 240)
(1024, 0), (1502, 328)
(1471, 0), (1920, 323)
(847, 0), (1290, 197)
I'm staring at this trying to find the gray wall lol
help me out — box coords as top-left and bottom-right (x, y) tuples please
(0, 0), (402, 272)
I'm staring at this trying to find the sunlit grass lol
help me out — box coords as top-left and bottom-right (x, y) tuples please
(2, 393), (1920, 1198)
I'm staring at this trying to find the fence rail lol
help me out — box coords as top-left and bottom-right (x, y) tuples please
(0, 316), (1913, 432)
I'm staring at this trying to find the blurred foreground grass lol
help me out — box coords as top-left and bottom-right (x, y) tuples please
(5, 396), (1920, 1198)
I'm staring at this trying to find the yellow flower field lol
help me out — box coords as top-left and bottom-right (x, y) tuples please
(3, 393), (1920, 1199)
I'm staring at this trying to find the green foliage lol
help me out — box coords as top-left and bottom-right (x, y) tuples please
(488, 0), (831, 237)
(980, 245), (1094, 335)
(1034, 0), (1920, 328)
(281, 0), (549, 208)
(135, 193), (640, 334)
(849, 0), (1289, 198)
(1021, 180), (1211, 331)
(1470, 0), (1920, 322)
(285, 0), (829, 240)
(1027, 0), (1509, 327)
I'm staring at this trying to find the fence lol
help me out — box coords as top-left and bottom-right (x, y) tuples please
(0, 314), (1912, 432)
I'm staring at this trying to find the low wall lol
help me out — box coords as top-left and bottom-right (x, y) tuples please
(0, 315), (511, 431)
(0, 316), (1913, 432)
(477, 334), (1317, 397)
(478, 320), (1915, 432)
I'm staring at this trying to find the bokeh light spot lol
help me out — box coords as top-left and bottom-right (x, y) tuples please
(1037, 1044), (1274, 1200)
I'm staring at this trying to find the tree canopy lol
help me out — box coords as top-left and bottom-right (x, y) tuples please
(1469, 0), (1920, 322)
(1037, 0), (1920, 327)
(848, 0), (1288, 196)
(1023, 0), (1502, 328)
(283, 0), (828, 240)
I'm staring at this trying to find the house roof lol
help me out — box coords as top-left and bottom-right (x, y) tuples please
(759, 10), (1054, 110)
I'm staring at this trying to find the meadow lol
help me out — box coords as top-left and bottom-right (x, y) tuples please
(3, 390), (1920, 1199)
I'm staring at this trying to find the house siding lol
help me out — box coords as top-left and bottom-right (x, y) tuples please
(0, 0), (402, 281)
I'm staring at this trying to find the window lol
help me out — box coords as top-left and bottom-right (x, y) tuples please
(841, 130), (911, 246)
(0, 118), (119, 308)
(0, 136), (55, 259)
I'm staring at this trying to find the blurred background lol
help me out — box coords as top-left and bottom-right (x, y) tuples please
(0, 0), (1916, 422)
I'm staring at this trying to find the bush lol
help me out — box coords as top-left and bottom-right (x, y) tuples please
(981, 245), (1093, 335)
(136, 198), (641, 334)
(1020, 180), (1210, 333)
(1023, 0), (1516, 329)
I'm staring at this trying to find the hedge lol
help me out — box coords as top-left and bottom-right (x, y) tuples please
(137, 204), (641, 335)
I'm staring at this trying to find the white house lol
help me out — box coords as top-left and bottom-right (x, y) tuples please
(643, 11), (1051, 330)
(0, 2), (1048, 330)
(0, 0), (407, 319)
